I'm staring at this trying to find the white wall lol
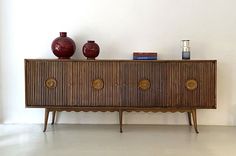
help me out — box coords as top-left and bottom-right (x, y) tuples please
(0, 0), (3, 123)
(1, 0), (236, 125)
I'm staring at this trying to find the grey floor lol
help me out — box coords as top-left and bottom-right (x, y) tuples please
(0, 124), (235, 156)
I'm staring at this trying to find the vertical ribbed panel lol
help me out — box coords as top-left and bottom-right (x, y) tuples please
(179, 61), (216, 108)
(120, 61), (216, 108)
(25, 60), (216, 109)
(120, 62), (181, 107)
(25, 60), (72, 107)
(73, 61), (120, 107)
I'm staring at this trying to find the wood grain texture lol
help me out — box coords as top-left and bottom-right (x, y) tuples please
(25, 60), (73, 107)
(72, 61), (120, 107)
(25, 59), (216, 109)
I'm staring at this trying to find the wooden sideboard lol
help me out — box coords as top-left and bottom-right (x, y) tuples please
(25, 59), (217, 133)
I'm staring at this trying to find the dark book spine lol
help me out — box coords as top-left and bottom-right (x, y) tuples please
(133, 53), (157, 57)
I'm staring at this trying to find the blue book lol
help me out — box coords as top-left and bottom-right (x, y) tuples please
(133, 56), (157, 60)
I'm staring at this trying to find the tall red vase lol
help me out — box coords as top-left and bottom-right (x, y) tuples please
(51, 32), (76, 59)
(82, 41), (100, 60)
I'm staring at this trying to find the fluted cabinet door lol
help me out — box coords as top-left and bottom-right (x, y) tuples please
(72, 61), (120, 107)
(179, 61), (216, 108)
(120, 62), (181, 107)
(25, 60), (73, 107)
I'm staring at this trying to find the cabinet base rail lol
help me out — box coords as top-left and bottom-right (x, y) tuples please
(43, 108), (199, 134)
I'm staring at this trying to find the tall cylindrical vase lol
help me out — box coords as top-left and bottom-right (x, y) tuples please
(181, 40), (190, 60)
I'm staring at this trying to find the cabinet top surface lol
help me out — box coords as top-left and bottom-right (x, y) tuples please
(25, 59), (217, 63)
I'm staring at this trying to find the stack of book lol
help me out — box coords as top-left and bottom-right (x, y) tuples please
(133, 52), (158, 60)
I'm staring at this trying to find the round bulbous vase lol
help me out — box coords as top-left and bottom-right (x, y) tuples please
(51, 32), (76, 59)
(82, 40), (100, 60)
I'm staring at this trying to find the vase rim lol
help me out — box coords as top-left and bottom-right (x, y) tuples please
(60, 32), (67, 37)
(88, 40), (95, 43)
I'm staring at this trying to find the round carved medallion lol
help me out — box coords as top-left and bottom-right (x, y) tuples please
(185, 79), (198, 91)
(138, 79), (151, 90)
(45, 78), (57, 89)
(92, 79), (104, 90)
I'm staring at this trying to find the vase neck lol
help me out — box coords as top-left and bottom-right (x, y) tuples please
(88, 40), (95, 43)
(60, 32), (67, 37)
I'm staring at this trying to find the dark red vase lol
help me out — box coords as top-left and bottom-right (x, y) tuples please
(51, 32), (76, 59)
(82, 41), (100, 60)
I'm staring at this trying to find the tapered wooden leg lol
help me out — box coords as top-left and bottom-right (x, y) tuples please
(43, 108), (50, 132)
(192, 109), (199, 134)
(119, 110), (123, 133)
(187, 112), (192, 126)
(51, 111), (56, 125)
